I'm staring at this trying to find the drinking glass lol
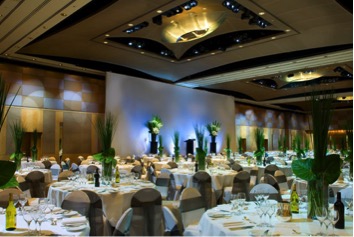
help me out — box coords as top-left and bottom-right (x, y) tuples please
(13, 194), (19, 208)
(36, 210), (46, 236)
(19, 193), (28, 210)
(21, 207), (33, 235)
(237, 192), (246, 214)
(315, 206), (328, 236)
(267, 203), (277, 227)
(328, 208), (339, 236)
(30, 208), (40, 235)
(230, 194), (239, 215)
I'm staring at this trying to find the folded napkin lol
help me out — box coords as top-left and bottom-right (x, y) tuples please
(61, 216), (87, 225)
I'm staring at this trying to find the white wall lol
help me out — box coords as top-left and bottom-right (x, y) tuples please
(105, 72), (236, 157)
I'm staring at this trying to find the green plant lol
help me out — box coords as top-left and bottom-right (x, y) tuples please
(254, 128), (265, 157)
(158, 135), (164, 157)
(237, 136), (243, 154)
(224, 134), (232, 159)
(206, 120), (221, 136)
(173, 131), (180, 162)
(93, 112), (117, 177)
(31, 129), (38, 161)
(304, 138), (310, 153)
(194, 124), (206, 170)
(291, 91), (341, 218)
(0, 161), (17, 189)
(294, 134), (305, 158)
(9, 121), (25, 171)
(146, 115), (163, 134)
(278, 134), (287, 154)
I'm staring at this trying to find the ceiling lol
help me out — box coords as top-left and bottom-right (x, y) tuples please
(0, 0), (352, 113)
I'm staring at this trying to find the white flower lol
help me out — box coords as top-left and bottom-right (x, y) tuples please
(212, 131), (218, 136)
(153, 127), (160, 134)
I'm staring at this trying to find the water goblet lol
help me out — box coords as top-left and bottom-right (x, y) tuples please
(30, 208), (40, 235)
(267, 203), (277, 227)
(19, 193), (28, 210)
(315, 206), (328, 236)
(328, 207), (339, 236)
(229, 194), (239, 215)
(236, 192), (246, 214)
(21, 207), (33, 235)
(36, 209), (46, 236)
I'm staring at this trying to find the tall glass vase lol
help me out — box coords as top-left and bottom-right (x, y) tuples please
(307, 178), (329, 219)
(256, 155), (262, 166)
(196, 148), (206, 171)
(102, 161), (113, 185)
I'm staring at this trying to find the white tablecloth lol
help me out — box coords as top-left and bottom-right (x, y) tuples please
(240, 164), (293, 181)
(295, 178), (353, 197)
(192, 202), (353, 236)
(79, 164), (134, 175)
(47, 179), (155, 227)
(21, 161), (44, 169)
(16, 168), (53, 184)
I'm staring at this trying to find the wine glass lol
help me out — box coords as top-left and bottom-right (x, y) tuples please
(236, 192), (246, 214)
(12, 194), (19, 208)
(19, 194), (28, 210)
(36, 209), (46, 236)
(315, 206), (328, 236)
(267, 203), (277, 227)
(229, 194), (239, 215)
(21, 207), (33, 235)
(30, 208), (40, 235)
(328, 207), (339, 236)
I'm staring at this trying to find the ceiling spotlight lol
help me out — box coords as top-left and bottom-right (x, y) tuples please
(123, 21), (149, 34)
(183, 0), (198, 10)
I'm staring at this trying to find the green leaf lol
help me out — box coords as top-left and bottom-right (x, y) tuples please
(0, 160), (16, 187)
(291, 158), (316, 181)
(322, 154), (342, 184)
(0, 176), (19, 189)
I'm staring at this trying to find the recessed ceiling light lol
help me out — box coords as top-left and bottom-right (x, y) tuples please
(187, 59), (191, 61)
(258, 12), (265, 15)
(285, 29), (291, 32)
(105, 34), (110, 37)
(271, 37), (276, 40)
(140, 52), (145, 54)
(128, 23), (134, 27)
(103, 41), (108, 44)
(239, 45), (243, 48)
(210, 52), (215, 55)
(156, 10), (163, 14)
(60, 13), (67, 17)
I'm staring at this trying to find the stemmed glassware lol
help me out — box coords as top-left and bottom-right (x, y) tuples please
(12, 194), (19, 208)
(328, 207), (339, 236)
(230, 194), (239, 216)
(315, 206), (328, 236)
(19, 194), (28, 210)
(36, 209), (46, 236)
(267, 203), (277, 227)
(236, 192), (246, 214)
(21, 207), (33, 235)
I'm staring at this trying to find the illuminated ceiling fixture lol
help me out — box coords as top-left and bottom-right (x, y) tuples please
(162, 11), (226, 43)
(337, 96), (353, 101)
(283, 70), (323, 82)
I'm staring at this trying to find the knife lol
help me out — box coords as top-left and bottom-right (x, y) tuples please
(229, 225), (254, 231)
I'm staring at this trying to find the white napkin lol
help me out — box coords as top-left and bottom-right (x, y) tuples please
(61, 216), (87, 225)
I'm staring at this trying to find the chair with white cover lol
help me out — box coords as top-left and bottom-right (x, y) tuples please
(116, 188), (165, 236)
(249, 183), (282, 202)
(16, 176), (31, 198)
(167, 161), (178, 169)
(50, 164), (61, 181)
(42, 160), (52, 169)
(161, 168), (181, 200)
(58, 170), (74, 181)
(25, 171), (46, 198)
(178, 187), (205, 235)
(264, 164), (279, 176)
(250, 166), (259, 189)
(86, 165), (99, 174)
(274, 170), (290, 194)
(231, 163), (243, 172)
(192, 171), (214, 209)
(0, 188), (23, 208)
(82, 190), (106, 236)
(70, 162), (80, 172)
(155, 172), (170, 200)
(260, 173), (281, 193)
(223, 171), (250, 202)
(130, 165), (143, 179)
(61, 190), (90, 217)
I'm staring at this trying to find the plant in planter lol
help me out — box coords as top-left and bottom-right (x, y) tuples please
(237, 136), (243, 154)
(31, 129), (38, 161)
(194, 124), (206, 170)
(254, 128), (265, 165)
(294, 134), (305, 158)
(9, 121), (25, 171)
(93, 112), (117, 182)
(158, 135), (164, 157)
(224, 134), (232, 159)
(206, 120), (221, 154)
(146, 115), (163, 136)
(173, 131), (180, 162)
(292, 91), (341, 219)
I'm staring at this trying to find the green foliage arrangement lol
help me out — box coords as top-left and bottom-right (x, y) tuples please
(31, 129), (38, 161)
(206, 121), (221, 136)
(294, 134), (305, 158)
(224, 134), (232, 159)
(237, 136), (243, 154)
(254, 128), (265, 158)
(173, 131), (180, 162)
(158, 135), (164, 157)
(146, 115), (163, 134)
(9, 121), (25, 171)
(194, 124), (207, 170)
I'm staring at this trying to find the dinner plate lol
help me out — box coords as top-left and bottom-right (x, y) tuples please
(66, 225), (87, 232)
(63, 210), (78, 217)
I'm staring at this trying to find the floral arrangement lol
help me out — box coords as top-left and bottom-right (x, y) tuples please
(206, 121), (221, 137)
(146, 115), (163, 134)
(10, 121), (25, 171)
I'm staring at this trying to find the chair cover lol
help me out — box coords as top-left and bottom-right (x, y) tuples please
(231, 163), (243, 172)
(161, 168), (181, 200)
(25, 171), (46, 198)
(167, 161), (178, 169)
(113, 208), (133, 236)
(249, 183), (282, 201)
(192, 171), (214, 209)
(129, 188), (164, 236)
(155, 173), (170, 200)
(81, 160), (90, 165)
(260, 173), (280, 192)
(131, 165), (143, 179)
(178, 187), (205, 231)
(50, 164), (61, 181)
(274, 170), (290, 193)
(70, 162), (80, 172)
(264, 164), (279, 176)
(146, 163), (157, 183)
(223, 171), (250, 202)
(48, 157), (56, 162)
(16, 176), (31, 198)
(250, 166), (259, 189)
(86, 165), (99, 174)
(0, 188), (23, 208)
(162, 206), (179, 235)
(61, 190), (90, 216)
(82, 190), (105, 236)
(58, 170), (74, 181)
(42, 160), (52, 169)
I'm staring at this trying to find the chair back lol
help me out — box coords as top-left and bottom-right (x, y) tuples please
(86, 165), (99, 174)
(167, 161), (178, 169)
(250, 166), (259, 189)
(231, 163), (243, 172)
(179, 187), (205, 230)
(25, 171), (46, 197)
(50, 164), (61, 181)
(61, 190), (90, 216)
(192, 171), (213, 209)
(42, 160), (52, 169)
(155, 173), (170, 200)
(0, 188), (23, 208)
(16, 176), (31, 198)
(129, 188), (164, 236)
(232, 171), (250, 201)
(249, 183), (282, 201)
(274, 170), (289, 192)
(160, 168), (179, 200)
(113, 208), (133, 236)
(264, 164), (279, 176)
(146, 163), (157, 183)
(82, 190), (104, 236)
(58, 170), (74, 181)
(261, 173), (280, 192)
(70, 163), (80, 172)
(48, 157), (56, 162)
(130, 165), (143, 179)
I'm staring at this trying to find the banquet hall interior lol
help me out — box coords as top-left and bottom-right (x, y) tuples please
(0, 0), (352, 236)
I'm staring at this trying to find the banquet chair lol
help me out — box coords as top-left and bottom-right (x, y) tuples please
(131, 165), (143, 179)
(48, 157), (56, 162)
(161, 168), (181, 200)
(155, 172), (170, 200)
(167, 161), (178, 169)
(231, 163), (243, 172)
(0, 188), (23, 208)
(178, 187), (205, 235)
(114, 188), (165, 236)
(274, 170), (290, 194)
(61, 190), (90, 216)
(50, 164), (61, 181)
(86, 165), (99, 174)
(223, 171), (250, 202)
(77, 156), (84, 166)
(82, 190), (106, 236)
(249, 183), (282, 202)
(80, 160), (90, 165)
(16, 176), (31, 198)
(25, 171), (46, 198)
(264, 164), (279, 176)
(192, 171), (215, 209)
(42, 160), (52, 169)
(250, 166), (259, 189)
(146, 162), (157, 183)
(58, 170), (74, 181)
(70, 162), (80, 172)
(260, 173), (281, 192)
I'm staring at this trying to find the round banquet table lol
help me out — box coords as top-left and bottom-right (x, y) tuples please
(16, 168), (53, 184)
(79, 164), (134, 175)
(47, 179), (155, 227)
